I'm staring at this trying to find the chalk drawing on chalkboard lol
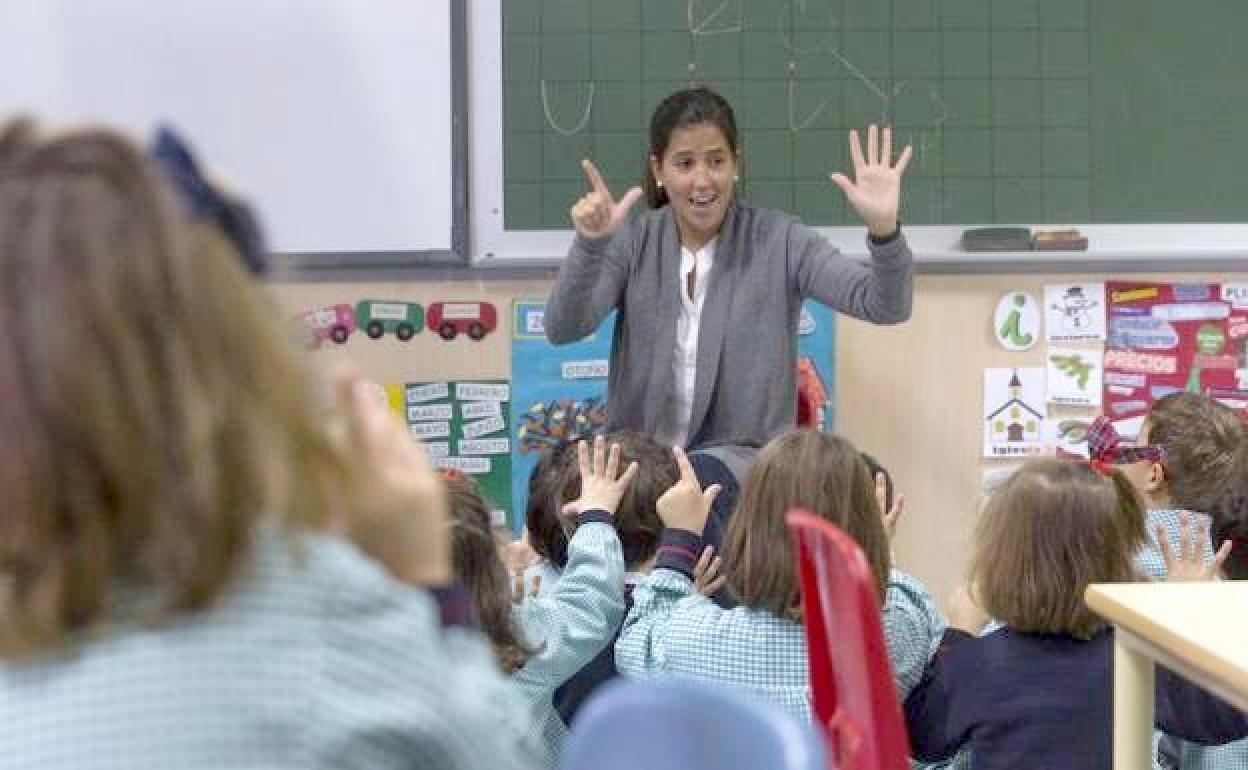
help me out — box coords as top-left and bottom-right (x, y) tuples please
(777, 1), (837, 56)
(688, 0), (743, 36)
(541, 80), (594, 136)
(788, 79), (832, 132)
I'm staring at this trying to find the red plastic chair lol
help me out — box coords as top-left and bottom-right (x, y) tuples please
(787, 510), (911, 770)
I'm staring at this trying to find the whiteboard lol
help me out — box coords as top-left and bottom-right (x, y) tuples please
(0, 0), (453, 255)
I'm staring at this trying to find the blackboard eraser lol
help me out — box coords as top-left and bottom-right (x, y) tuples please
(1032, 228), (1089, 251)
(960, 227), (1033, 251)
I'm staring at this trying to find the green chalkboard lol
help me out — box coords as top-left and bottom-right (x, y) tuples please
(500, 0), (1248, 229)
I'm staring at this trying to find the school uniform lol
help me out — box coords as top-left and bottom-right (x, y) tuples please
(545, 203), (913, 448)
(550, 578), (638, 727)
(509, 512), (625, 768)
(0, 520), (541, 770)
(1138, 508), (1248, 770)
(905, 627), (1248, 770)
(521, 560), (564, 600)
(614, 529), (945, 724)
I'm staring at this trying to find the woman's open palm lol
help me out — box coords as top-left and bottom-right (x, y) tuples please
(830, 125), (911, 237)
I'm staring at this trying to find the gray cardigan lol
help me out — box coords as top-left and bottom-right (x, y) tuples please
(544, 203), (913, 448)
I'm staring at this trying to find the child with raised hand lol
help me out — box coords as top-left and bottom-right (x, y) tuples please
(1093, 397), (1246, 770)
(616, 429), (947, 724)
(507, 435), (636, 767)
(445, 472), (537, 675)
(1105, 394), (1245, 578)
(905, 458), (1247, 770)
(0, 120), (537, 769)
(501, 441), (576, 602)
(549, 430), (678, 725)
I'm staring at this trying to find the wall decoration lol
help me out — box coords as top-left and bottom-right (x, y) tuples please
(404, 378), (513, 528)
(356, 300), (424, 340)
(1045, 283), (1105, 343)
(1104, 281), (1248, 422)
(994, 291), (1040, 351)
(428, 301), (498, 341)
(1046, 348), (1103, 406)
(983, 367), (1047, 458)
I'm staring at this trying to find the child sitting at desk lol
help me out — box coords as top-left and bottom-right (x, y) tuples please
(906, 458), (1247, 770)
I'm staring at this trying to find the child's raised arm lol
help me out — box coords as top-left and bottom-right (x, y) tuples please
(616, 447), (723, 675)
(512, 437), (634, 688)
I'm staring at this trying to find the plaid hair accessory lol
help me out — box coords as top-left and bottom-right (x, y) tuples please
(149, 125), (269, 275)
(1087, 458), (1115, 477)
(1086, 415), (1164, 465)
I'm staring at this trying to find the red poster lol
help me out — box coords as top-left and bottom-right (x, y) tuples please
(1103, 281), (1248, 430)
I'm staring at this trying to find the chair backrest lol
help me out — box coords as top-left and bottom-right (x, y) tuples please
(786, 509), (911, 770)
(560, 678), (829, 770)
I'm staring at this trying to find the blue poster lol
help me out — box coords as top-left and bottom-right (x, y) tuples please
(508, 299), (835, 533)
(510, 301), (615, 533)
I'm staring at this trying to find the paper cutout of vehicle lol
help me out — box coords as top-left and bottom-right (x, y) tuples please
(356, 300), (424, 340)
(428, 301), (498, 341)
(294, 303), (355, 348)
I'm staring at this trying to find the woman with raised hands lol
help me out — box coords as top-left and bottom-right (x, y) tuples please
(545, 86), (915, 449)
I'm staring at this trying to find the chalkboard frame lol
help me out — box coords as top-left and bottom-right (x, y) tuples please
(282, 0), (469, 269)
(467, 0), (1248, 273)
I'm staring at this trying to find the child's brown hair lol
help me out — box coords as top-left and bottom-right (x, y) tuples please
(524, 441), (573, 568)
(972, 458), (1146, 639)
(1146, 393), (1245, 512)
(0, 120), (350, 656)
(721, 429), (891, 615)
(553, 431), (676, 568)
(1210, 439), (1248, 580)
(444, 474), (533, 673)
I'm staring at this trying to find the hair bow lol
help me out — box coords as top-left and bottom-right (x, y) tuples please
(1086, 415), (1163, 474)
(148, 125), (269, 275)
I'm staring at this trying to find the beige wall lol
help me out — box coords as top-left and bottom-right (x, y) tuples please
(274, 270), (1245, 611)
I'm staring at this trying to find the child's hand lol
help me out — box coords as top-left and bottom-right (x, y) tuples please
(511, 571), (541, 604)
(947, 584), (990, 635)
(501, 533), (542, 574)
(1160, 512), (1231, 582)
(693, 545), (727, 596)
(335, 372), (450, 587)
(561, 436), (639, 517)
(876, 471), (904, 543)
(656, 446), (721, 534)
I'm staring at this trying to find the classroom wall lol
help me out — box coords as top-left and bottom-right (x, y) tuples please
(273, 270), (1246, 610)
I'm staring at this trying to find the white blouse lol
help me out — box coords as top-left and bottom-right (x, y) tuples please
(655, 237), (716, 448)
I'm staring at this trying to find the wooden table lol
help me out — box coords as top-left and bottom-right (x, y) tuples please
(1086, 582), (1248, 770)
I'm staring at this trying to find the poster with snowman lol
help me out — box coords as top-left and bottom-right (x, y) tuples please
(1045, 283), (1106, 343)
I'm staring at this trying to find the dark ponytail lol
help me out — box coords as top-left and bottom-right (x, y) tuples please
(643, 86), (739, 209)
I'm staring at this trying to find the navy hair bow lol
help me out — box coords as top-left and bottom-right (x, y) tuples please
(149, 125), (269, 275)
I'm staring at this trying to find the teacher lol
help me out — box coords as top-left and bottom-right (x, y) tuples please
(544, 86), (914, 449)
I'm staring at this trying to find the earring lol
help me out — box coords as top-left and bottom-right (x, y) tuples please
(734, 175), (739, 182)
(656, 180), (664, 188)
